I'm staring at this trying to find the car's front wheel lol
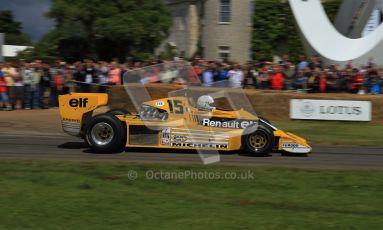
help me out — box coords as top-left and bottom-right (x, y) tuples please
(85, 114), (126, 153)
(241, 123), (274, 156)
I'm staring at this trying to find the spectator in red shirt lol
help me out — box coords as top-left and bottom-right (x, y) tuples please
(270, 65), (285, 90)
(192, 59), (202, 77)
(319, 71), (327, 93)
(0, 65), (11, 110)
(348, 68), (363, 93)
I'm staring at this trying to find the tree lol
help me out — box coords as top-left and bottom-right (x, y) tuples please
(34, 0), (172, 61)
(0, 10), (32, 45)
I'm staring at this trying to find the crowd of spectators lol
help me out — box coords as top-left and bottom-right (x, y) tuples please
(0, 54), (382, 110)
(196, 54), (383, 94)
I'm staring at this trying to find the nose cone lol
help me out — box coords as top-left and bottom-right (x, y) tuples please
(281, 132), (312, 154)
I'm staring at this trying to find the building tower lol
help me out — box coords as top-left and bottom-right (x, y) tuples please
(158, 0), (254, 64)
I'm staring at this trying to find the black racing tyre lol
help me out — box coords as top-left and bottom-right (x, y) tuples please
(241, 123), (274, 156)
(83, 136), (90, 146)
(259, 117), (272, 125)
(85, 114), (126, 153)
(106, 108), (131, 116)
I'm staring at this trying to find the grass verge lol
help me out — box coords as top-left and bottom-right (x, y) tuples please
(273, 120), (383, 146)
(0, 160), (382, 229)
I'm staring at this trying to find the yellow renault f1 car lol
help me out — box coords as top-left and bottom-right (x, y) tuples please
(58, 91), (311, 156)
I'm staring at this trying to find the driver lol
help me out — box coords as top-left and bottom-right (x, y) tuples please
(197, 95), (215, 111)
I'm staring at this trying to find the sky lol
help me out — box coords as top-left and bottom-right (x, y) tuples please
(0, 0), (54, 42)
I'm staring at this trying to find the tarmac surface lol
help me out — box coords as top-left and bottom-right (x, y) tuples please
(0, 109), (382, 169)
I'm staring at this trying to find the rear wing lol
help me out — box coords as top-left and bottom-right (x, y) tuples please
(59, 93), (108, 136)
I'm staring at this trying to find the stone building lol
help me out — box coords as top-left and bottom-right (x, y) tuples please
(157, 0), (254, 64)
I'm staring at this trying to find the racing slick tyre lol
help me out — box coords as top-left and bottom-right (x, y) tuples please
(106, 108), (131, 116)
(85, 114), (126, 153)
(259, 117), (272, 125)
(241, 123), (274, 156)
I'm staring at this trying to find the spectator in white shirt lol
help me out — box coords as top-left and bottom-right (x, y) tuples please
(228, 63), (244, 88)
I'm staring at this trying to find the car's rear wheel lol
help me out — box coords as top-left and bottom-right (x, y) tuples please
(85, 114), (126, 153)
(241, 123), (274, 156)
(106, 108), (131, 116)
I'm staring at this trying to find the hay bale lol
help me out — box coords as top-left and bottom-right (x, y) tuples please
(107, 84), (383, 123)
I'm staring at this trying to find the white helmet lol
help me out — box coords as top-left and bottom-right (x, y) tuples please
(197, 95), (215, 111)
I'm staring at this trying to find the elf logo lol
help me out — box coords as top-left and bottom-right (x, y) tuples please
(69, 98), (88, 108)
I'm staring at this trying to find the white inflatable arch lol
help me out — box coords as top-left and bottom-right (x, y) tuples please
(289, 0), (383, 64)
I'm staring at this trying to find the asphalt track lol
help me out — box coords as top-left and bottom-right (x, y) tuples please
(1, 133), (382, 169)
